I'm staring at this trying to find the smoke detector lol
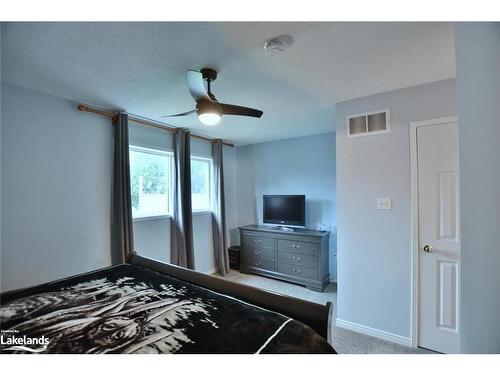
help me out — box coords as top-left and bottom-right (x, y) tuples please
(264, 35), (294, 56)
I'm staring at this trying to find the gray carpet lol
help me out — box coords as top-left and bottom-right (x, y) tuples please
(215, 270), (434, 354)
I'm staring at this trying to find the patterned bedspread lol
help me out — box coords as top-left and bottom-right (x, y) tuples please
(0, 264), (335, 354)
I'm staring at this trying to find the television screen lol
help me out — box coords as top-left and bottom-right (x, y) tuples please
(263, 195), (305, 226)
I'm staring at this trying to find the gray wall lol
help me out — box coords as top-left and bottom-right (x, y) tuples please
(455, 23), (500, 353)
(235, 132), (337, 279)
(1, 82), (113, 291)
(335, 79), (456, 339)
(0, 29), (3, 266)
(224, 146), (238, 247)
(135, 212), (217, 273)
(0, 82), (231, 291)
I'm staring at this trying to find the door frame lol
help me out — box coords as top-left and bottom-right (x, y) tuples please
(409, 116), (459, 349)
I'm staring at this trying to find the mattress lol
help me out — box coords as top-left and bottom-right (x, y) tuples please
(0, 264), (335, 354)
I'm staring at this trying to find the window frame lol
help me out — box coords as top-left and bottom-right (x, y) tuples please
(190, 154), (213, 214)
(129, 144), (174, 221)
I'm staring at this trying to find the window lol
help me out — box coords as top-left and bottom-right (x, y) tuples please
(129, 146), (173, 219)
(191, 156), (212, 212)
(129, 146), (212, 218)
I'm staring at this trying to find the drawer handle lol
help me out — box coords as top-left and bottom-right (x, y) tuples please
(254, 261), (261, 266)
(292, 244), (301, 249)
(292, 256), (302, 262)
(254, 250), (262, 255)
(254, 239), (262, 244)
(292, 268), (301, 274)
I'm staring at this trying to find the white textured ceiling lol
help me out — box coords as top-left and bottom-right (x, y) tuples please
(1, 22), (456, 145)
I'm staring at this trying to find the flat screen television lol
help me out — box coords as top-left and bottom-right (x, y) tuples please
(263, 195), (305, 227)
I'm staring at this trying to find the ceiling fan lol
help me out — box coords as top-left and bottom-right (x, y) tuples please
(162, 68), (263, 126)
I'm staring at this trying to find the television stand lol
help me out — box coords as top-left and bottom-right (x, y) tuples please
(239, 225), (330, 292)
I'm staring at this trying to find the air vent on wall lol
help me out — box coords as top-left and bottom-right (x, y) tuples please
(346, 109), (390, 138)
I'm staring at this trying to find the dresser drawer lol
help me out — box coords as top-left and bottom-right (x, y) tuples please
(245, 247), (275, 260)
(278, 251), (317, 268)
(243, 256), (276, 272)
(278, 263), (318, 280)
(242, 235), (277, 249)
(278, 239), (319, 256)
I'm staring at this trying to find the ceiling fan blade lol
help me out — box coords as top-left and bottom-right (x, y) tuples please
(186, 70), (211, 101)
(220, 103), (263, 118)
(161, 109), (196, 118)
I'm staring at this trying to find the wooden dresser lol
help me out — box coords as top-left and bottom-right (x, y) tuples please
(239, 225), (330, 292)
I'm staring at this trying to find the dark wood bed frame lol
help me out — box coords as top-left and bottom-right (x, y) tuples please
(128, 253), (333, 343)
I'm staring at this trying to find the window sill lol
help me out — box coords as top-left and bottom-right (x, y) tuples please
(193, 210), (212, 216)
(133, 215), (171, 222)
(132, 211), (212, 222)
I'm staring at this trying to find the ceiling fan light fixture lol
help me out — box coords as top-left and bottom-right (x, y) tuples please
(162, 68), (263, 121)
(197, 100), (222, 126)
(198, 112), (221, 126)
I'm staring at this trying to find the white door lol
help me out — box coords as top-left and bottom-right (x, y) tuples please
(417, 122), (460, 353)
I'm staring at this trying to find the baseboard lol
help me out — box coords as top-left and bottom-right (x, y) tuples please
(335, 318), (412, 347)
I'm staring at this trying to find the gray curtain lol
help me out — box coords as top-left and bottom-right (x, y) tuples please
(171, 129), (195, 269)
(112, 113), (134, 264)
(212, 139), (230, 276)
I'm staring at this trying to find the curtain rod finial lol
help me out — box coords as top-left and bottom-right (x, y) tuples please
(77, 104), (87, 112)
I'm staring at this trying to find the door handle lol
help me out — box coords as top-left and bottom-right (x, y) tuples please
(423, 245), (434, 253)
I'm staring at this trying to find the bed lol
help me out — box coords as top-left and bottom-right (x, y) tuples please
(0, 254), (335, 354)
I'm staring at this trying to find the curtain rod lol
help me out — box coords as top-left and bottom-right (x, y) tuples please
(77, 104), (234, 147)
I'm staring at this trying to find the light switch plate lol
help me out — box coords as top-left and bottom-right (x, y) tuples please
(377, 197), (392, 210)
